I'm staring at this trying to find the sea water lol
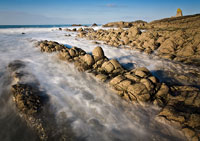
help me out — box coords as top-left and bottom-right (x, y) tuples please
(0, 25), (196, 140)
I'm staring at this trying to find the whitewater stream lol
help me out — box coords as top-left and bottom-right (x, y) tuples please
(0, 27), (198, 140)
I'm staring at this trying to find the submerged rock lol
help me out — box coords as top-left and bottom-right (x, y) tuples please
(8, 60), (76, 141)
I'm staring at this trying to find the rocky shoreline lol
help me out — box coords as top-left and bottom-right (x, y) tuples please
(36, 40), (200, 140)
(76, 14), (200, 67)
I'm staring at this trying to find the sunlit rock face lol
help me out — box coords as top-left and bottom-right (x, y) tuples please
(176, 8), (183, 17)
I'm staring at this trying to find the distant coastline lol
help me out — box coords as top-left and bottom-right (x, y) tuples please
(0, 24), (92, 29)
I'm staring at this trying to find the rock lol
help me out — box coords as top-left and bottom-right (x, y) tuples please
(69, 48), (76, 57)
(109, 59), (122, 69)
(156, 83), (169, 98)
(82, 54), (95, 66)
(117, 80), (132, 90)
(140, 78), (154, 91)
(187, 114), (200, 128)
(77, 28), (83, 32)
(95, 74), (108, 82)
(122, 37), (129, 44)
(128, 27), (141, 37)
(92, 41), (100, 44)
(158, 39), (176, 54)
(8, 60), (26, 71)
(176, 44), (195, 57)
(71, 24), (82, 26)
(65, 34), (71, 37)
(92, 46), (105, 61)
(135, 70), (147, 78)
(148, 76), (157, 84)
(92, 23), (98, 26)
(12, 84), (44, 115)
(127, 83), (150, 102)
(109, 75), (125, 86)
(125, 73), (140, 82)
(182, 128), (195, 139)
(102, 61), (115, 73)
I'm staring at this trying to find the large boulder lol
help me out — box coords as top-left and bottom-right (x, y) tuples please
(92, 46), (105, 61)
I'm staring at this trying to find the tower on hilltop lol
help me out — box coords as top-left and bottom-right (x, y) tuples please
(176, 8), (183, 17)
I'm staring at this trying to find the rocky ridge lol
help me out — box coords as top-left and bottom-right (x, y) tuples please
(37, 40), (200, 140)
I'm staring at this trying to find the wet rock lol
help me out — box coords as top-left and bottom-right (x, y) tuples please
(8, 60), (26, 71)
(12, 84), (44, 115)
(77, 28), (83, 32)
(95, 74), (108, 82)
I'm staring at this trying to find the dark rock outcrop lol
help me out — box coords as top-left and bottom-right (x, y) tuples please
(8, 60), (76, 141)
(92, 23), (98, 26)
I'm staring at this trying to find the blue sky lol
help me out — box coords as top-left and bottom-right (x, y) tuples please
(0, 0), (200, 25)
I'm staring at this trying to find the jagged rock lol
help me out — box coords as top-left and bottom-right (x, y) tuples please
(158, 39), (176, 54)
(128, 27), (141, 37)
(176, 44), (195, 57)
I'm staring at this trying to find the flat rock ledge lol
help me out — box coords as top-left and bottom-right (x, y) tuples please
(8, 60), (75, 141)
(37, 40), (200, 141)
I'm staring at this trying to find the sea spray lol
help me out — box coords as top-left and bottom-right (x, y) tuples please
(0, 27), (195, 140)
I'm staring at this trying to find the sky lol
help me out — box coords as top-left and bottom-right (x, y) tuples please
(0, 0), (200, 25)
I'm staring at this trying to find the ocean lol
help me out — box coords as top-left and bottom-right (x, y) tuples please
(0, 24), (91, 29)
(0, 26), (190, 140)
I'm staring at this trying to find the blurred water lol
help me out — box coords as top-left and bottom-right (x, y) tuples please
(0, 27), (188, 140)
